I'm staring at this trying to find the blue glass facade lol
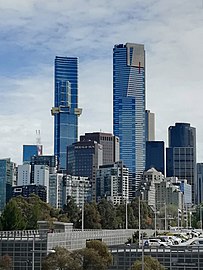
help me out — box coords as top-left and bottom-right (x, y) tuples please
(0, 159), (15, 211)
(52, 56), (81, 170)
(23, 145), (42, 163)
(166, 123), (196, 203)
(113, 43), (146, 198)
(146, 141), (165, 175)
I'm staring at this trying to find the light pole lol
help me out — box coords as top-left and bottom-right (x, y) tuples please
(164, 203), (167, 231)
(125, 198), (128, 230)
(200, 205), (202, 231)
(178, 209), (181, 231)
(138, 196), (141, 246)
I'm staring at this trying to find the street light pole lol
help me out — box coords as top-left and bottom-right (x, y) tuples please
(154, 205), (157, 237)
(125, 199), (128, 230)
(32, 235), (35, 270)
(164, 203), (167, 231)
(139, 196), (141, 246)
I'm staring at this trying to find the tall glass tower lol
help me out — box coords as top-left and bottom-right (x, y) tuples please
(52, 56), (82, 170)
(113, 43), (146, 198)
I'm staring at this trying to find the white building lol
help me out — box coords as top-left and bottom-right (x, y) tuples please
(96, 161), (129, 205)
(17, 164), (32, 186)
(64, 175), (91, 209)
(17, 164), (49, 202)
(141, 168), (185, 210)
(49, 173), (64, 209)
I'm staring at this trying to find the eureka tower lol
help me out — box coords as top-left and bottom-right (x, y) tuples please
(113, 43), (146, 198)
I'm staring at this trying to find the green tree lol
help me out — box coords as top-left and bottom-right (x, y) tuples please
(131, 255), (165, 270)
(63, 196), (80, 226)
(78, 240), (112, 270)
(84, 202), (101, 229)
(42, 247), (82, 270)
(97, 199), (118, 229)
(1, 199), (26, 230)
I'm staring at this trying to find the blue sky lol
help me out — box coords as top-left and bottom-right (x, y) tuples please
(0, 0), (203, 164)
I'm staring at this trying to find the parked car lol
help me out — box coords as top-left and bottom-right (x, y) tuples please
(157, 236), (173, 245)
(144, 238), (168, 247)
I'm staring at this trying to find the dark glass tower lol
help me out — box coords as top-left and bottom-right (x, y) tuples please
(113, 43), (146, 198)
(166, 123), (196, 203)
(146, 141), (165, 175)
(52, 56), (82, 170)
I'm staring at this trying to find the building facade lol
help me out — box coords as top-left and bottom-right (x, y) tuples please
(80, 132), (120, 165)
(67, 140), (103, 199)
(63, 175), (92, 208)
(145, 110), (155, 141)
(113, 43), (146, 198)
(49, 173), (64, 208)
(0, 159), (16, 211)
(12, 185), (47, 202)
(51, 56), (82, 171)
(145, 141), (165, 175)
(197, 163), (203, 204)
(166, 123), (196, 203)
(96, 161), (129, 205)
(23, 145), (43, 163)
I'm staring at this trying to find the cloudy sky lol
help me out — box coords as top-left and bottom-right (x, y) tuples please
(0, 0), (203, 164)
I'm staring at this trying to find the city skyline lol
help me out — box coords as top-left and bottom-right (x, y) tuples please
(0, 1), (203, 165)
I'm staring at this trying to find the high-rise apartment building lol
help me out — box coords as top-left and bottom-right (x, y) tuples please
(80, 132), (119, 165)
(113, 43), (146, 198)
(166, 123), (196, 203)
(51, 56), (82, 171)
(96, 161), (129, 204)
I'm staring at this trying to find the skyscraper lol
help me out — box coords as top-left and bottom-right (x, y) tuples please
(113, 43), (146, 198)
(51, 56), (82, 171)
(80, 132), (120, 165)
(166, 123), (196, 203)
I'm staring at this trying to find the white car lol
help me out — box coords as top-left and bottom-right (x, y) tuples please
(144, 239), (168, 247)
(157, 236), (173, 245)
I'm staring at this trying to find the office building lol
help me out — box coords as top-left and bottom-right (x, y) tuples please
(17, 164), (31, 186)
(145, 110), (155, 141)
(17, 164), (49, 203)
(113, 43), (146, 198)
(67, 140), (103, 199)
(23, 145), (43, 163)
(166, 123), (196, 203)
(96, 161), (129, 204)
(146, 141), (165, 175)
(51, 56), (82, 171)
(30, 155), (58, 176)
(0, 158), (17, 211)
(12, 185), (47, 202)
(197, 163), (203, 204)
(80, 132), (120, 165)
